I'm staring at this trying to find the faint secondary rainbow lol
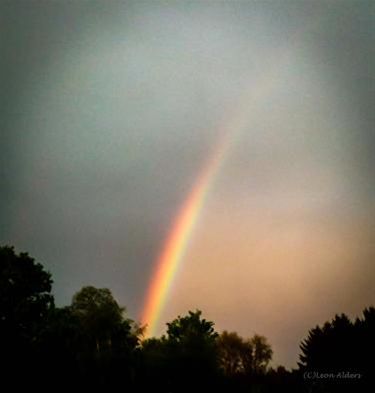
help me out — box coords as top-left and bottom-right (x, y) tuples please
(140, 48), (292, 337)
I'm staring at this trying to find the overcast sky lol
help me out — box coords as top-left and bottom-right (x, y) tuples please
(1, 0), (374, 367)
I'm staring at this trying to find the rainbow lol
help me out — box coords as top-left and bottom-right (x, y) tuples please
(140, 104), (253, 336)
(140, 50), (290, 337)
(140, 130), (234, 337)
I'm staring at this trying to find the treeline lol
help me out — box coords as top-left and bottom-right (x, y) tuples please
(0, 245), (373, 392)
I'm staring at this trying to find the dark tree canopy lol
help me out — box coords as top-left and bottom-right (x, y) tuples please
(0, 245), (53, 342)
(40, 286), (141, 389)
(140, 310), (220, 392)
(0, 246), (54, 389)
(299, 308), (375, 391)
(1, 244), (372, 392)
(251, 334), (273, 374)
(217, 331), (272, 377)
(217, 331), (252, 376)
(69, 286), (140, 387)
(299, 313), (355, 372)
(71, 286), (126, 351)
(166, 309), (218, 343)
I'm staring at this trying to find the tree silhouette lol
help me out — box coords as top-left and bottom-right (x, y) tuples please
(167, 310), (219, 384)
(2, 244), (372, 392)
(217, 331), (252, 376)
(69, 286), (139, 388)
(0, 245), (54, 388)
(0, 246), (53, 337)
(139, 337), (170, 392)
(299, 308), (375, 391)
(35, 306), (82, 388)
(71, 286), (126, 353)
(250, 334), (273, 375)
(299, 313), (355, 372)
(217, 331), (272, 377)
(166, 309), (217, 342)
(139, 310), (219, 392)
(355, 306), (375, 383)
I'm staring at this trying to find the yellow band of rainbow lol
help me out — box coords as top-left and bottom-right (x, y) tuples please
(140, 47), (291, 337)
(140, 130), (233, 337)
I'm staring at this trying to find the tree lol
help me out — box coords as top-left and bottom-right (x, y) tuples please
(35, 306), (83, 388)
(0, 245), (54, 389)
(70, 286), (140, 388)
(299, 308), (374, 391)
(217, 331), (252, 376)
(166, 309), (219, 373)
(166, 309), (218, 343)
(139, 337), (170, 392)
(250, 334), (273, 375)
(143, 310), (218, 391)
(299, 313), (354, 372)
(355, 306), (375, 385)
(71, 286), (127, 353)
(0, 245), (54, 341)
(217, 331), (272, 377)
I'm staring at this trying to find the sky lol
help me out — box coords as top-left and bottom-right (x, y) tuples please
(1, 0), (374, 367)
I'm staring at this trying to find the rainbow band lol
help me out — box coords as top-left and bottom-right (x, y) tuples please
(140, 131), (233, 337)
(140, 48), (291, 337)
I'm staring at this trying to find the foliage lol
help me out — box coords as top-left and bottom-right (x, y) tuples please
(139, 310), (220, 392)
(251, 334), (273, 374)
(0, 245), (54, 388)
(1, 244), (373, 392)
(71, 286), (129, 352)
(217, 331), (252, 375)
(300, 313), (356, 371)
(68, 286), (140, 388)
(217, 331), (272, 376)
(0, 245), (54, 340)
(299, 308), (375, 391)
(166, 309), (218, 342)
